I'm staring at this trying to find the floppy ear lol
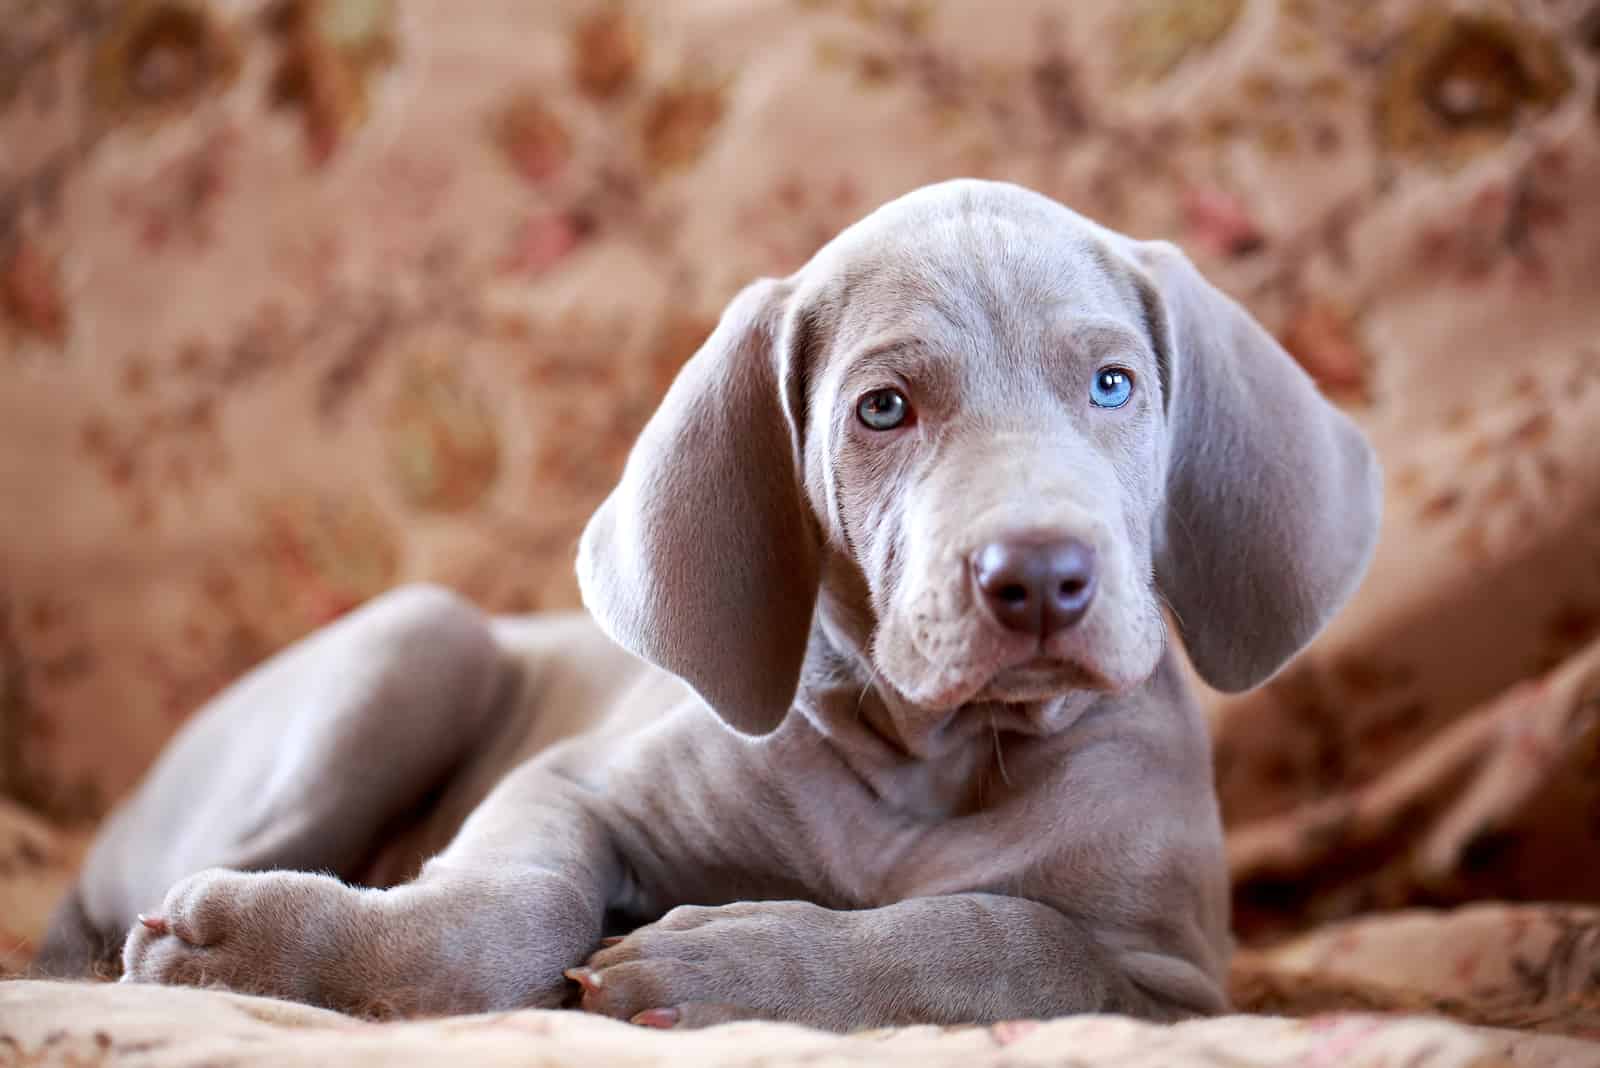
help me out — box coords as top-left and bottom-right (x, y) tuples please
(576, 278), (820, 735)
(1131, 241), (1382, 693)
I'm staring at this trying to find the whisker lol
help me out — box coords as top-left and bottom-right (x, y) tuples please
(1165, 498), (1202, 562)
(990, 710), (1012, 788)
(855, 666), (880, 723)
(1156, 586), (1186, 632)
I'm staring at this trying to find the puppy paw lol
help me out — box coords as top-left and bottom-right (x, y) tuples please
(570, 901), (835, 1029)
(121, 867), (356, 1004)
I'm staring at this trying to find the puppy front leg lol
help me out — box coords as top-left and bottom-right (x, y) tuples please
(572, 893), (1226, 1031)
(123, 764), (620, 1016)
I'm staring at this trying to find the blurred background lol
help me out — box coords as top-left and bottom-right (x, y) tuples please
(3, 0), (1600, 982)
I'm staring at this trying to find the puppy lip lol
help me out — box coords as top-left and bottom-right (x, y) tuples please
(884, 644), (1108, 711)
(981, 657), (1104, 697)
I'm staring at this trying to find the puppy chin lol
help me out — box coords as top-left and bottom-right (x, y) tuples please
(975, 659), (1109, 701)
(880, 665), (991, 713)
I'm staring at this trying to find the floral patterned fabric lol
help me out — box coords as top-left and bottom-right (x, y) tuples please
(4, 0), (1600, 1061)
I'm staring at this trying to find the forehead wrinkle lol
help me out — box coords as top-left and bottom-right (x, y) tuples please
(833, 284), (990, 379)
(1063, 319), (1151, 356)
(840, 338), (931, 388)
(919, 223), (1135, 362)
(921, 217), (1042, 329)
(821, 212), (1147, 391)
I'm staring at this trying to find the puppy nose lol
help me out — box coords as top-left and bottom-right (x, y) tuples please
(972, 537), (1097, 638)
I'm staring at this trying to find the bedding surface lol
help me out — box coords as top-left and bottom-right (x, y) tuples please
(2, 975), (1598, 1068)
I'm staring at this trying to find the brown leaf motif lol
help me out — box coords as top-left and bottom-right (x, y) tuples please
(493, 93), (573, 185)
(1116, 0), (1244, 87)
(641, 84), (726, 174)
(267, 0), (398, 165)
(573, 8), (643, 99)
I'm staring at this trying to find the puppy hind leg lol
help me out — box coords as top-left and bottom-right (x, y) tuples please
(44, 584), (511, 977)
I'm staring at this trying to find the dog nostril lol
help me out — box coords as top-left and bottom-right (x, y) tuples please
(998, 584), (1029, 605)
(1058, 578), (1086, 598)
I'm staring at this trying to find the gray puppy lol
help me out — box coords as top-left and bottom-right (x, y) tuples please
(38, 179), (1381, 1031)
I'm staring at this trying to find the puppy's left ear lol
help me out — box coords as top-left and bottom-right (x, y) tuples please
(576, 278), (820, 735)
(1129, 240), (1382, 693)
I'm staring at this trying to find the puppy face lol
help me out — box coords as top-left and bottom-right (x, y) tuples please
(795, 200), (1169, 726)
(578, 179), (1379, 738)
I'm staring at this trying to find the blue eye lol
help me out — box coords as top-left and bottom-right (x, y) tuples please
(1090, 367), (1133, 409)
(857, 387), (910, 430)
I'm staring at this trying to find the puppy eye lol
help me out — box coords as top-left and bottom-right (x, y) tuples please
(1090, 367), (1134, 409)
(857, 387), (911, 431)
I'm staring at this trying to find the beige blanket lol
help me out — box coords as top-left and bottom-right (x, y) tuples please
(3, 978), (1598, 1068)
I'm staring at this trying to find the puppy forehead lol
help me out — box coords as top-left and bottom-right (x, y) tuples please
(807, 195), (1149, 367)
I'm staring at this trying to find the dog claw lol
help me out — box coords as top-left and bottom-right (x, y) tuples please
(564, 967), (602, 994)
(137, 914), (168, 934)
(632, 1008), (679, 1029)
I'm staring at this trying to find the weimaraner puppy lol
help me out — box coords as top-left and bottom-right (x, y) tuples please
(38, 179), (1381, 1030)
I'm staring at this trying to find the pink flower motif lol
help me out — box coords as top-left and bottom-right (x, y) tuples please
(2, 238), (67, 343)
(500, 213), (590, 276)
(1181, 186), (1265, 258)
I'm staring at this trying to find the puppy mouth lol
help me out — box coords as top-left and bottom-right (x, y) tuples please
(891, 596), (1129, 710)
(974, 655), (1106, 702)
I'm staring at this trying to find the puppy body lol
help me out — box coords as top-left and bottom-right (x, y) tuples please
(39, 181), (1379, 1030)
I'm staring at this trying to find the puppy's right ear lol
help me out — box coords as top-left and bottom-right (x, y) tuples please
(576, 279), (820, 736)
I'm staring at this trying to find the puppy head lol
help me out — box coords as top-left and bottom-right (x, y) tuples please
(578, 180), (1382, 736)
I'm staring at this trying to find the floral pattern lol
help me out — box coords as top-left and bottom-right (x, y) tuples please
(4, 0), (1600, 1060)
